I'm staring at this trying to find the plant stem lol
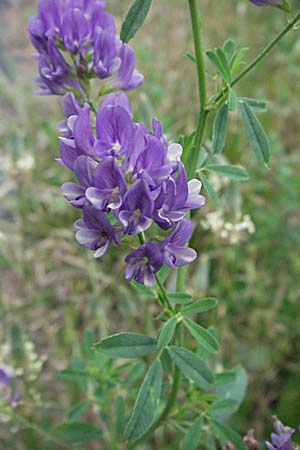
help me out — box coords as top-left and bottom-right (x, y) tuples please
(188, 0), (208, 178)
(213, 10), (300, 104)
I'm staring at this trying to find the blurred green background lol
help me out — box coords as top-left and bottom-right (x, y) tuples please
(1, 0), (300, 448)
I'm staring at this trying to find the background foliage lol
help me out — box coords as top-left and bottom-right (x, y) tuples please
(1, 0), (300, 448)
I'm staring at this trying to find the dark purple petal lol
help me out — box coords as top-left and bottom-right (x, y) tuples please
(100, 92), (133, 119)
(73, 104), (96, 154)
(113, 44), (144, 91)
(95, 105), (133, 158)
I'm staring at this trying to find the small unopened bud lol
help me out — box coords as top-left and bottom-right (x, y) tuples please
(243, 430), (260, 450)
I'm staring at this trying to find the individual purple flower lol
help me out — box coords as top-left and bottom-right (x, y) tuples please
(266, 417), (296, 450)
(249, 0), (291, 11)
(29, 0), (143, 95)
(94, 104), (133, 158)
(125, 242), (163, 287)
(119, 180), (154, 235)
(0, 364), (20, 408)
(86, 156), (127, 210)
(162, 218), (197, 267)
(75, 204), (120, 257)
(61, 155), (98, 208)
(154, 163), (205, 230)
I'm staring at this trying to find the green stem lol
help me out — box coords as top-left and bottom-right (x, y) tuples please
(188, 0), (208, 178)
(213, 10), (300, 104)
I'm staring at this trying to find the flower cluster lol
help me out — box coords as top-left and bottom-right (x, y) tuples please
(266, 417), (298, 450)
(59, 92), (205, 286)
(28, 0), (143, 96)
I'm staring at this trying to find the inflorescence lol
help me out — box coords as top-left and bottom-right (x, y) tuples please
(59, 92), (205, 286)
(29, 0), (206, 286)
(28, 0), (143, 96)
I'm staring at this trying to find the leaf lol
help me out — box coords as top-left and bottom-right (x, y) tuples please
(223, 39), (235, 62)
(206, 50), (231, 84)
(125, 359), (163, 441)
(67, 400), (90, 422)
(229, 88), (238, 111)
(183, 417), (203, 450)
(167, 292), (192, 305)
(95, 333), (157, 358)
(214, 370), (237, 386)
(182, 298), (218, 315)
(211, 399), (238, 419)
(120, 0), (152, 43)
(239, 97), (267, 112)
(114, 396), (125, 436)
(183, 317), (219, 353)
(168, 346), (214, 389)
(212, 103), (229, 154)
(131, 280), (155, 298)
(158, 316), (177, 349)
(211, 419), (248, 450)
(55, 423), (102, 442)
(216, 366), (247, 418)
(184, 51), (197, 64)
(197, 171), (219, 207)
(239, 101), (270, 164)
(204, 165), (249, 181)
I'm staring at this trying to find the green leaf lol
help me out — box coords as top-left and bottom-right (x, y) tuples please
(216, 366), (247, 418)
(214, 370), (237, 386)
(183, 317), (219, 353)
(131, 280), (155, 298)
(239, 101), (270, 164)
(239, 97), (267, 112)
(95, 333), (157, 358)
(114, 396), (125, 436)
(184, 51), (197, 64)
(197, 171), (219, 207)
(212, 103), (229, 154)
(158, 316), (177, 349)
(120, 0), (152, 43)
(211, 399), (238, 419)
(183, 417), (203, 450)
(55, 423), (102, 442)
(204, 164), (249, 181)
(168, 346), (214, 389)
(167, 292), (192, 305)
(211, 419), (247, 450)
(182, 298), (218, 315)
(229, 89), (238, 111)
(206, 50), (231, 84)
(125, 359), (163, 441)
(67, 400), (90, 422)
(223, 39), (235, 62)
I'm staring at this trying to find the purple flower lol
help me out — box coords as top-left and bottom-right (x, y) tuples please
(86, 156), (127, 210)
(94, 104), (133, 158)
(266, 417), (295, 450)
(125, 242), (163, 287)
(75, 204), (120, 257)
(119, 180), (154, 235)
(29, 0), (143, 95)
(0, 364), (20, 407)
(249, 0), (291, 10)
(61, 155), (98, 208)
(162, 218), (197, 267)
